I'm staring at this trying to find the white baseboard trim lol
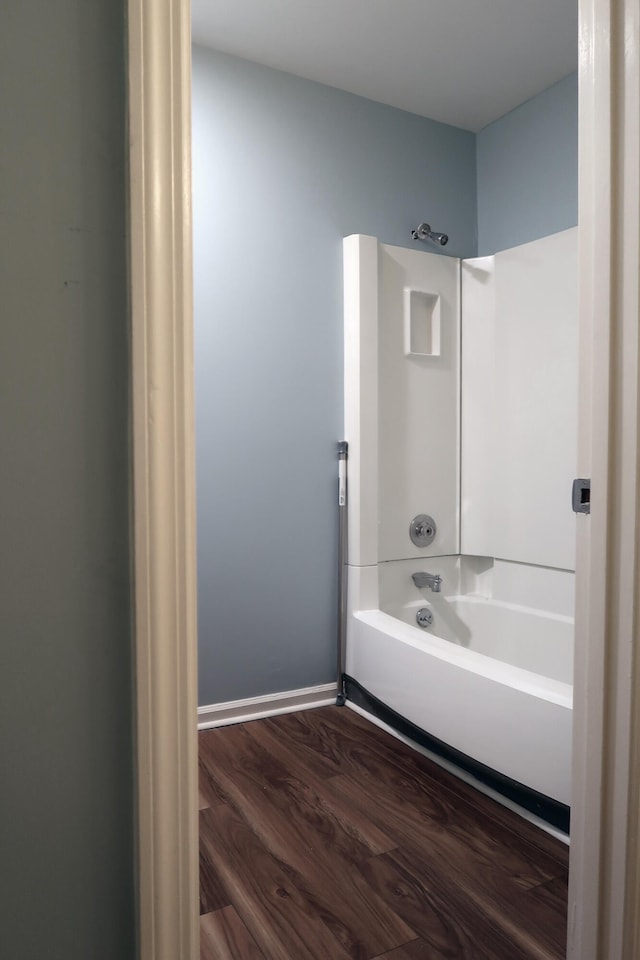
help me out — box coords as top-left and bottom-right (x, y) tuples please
(198, 682), (337, 730)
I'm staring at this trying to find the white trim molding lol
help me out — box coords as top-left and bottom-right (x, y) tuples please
(198, 684), (337, 730)
(568, 1), (640, 958)
(128, 2), (199, 959)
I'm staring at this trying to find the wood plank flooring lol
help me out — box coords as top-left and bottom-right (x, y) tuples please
(199, 705), (569, 960)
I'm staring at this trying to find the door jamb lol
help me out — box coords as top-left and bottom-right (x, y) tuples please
(568, 1), (640, 957)
(128, 2), (199, 958)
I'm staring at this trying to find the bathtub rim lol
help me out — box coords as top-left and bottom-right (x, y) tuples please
(355, 608), (573, 708)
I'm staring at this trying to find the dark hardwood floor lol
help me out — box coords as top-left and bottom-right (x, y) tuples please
(199, 705), (569, 960)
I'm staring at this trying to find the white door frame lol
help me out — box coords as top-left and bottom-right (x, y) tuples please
(126, 1), (640, 958)
(128, 1), (199, 958)
(567, 2), (640, 957)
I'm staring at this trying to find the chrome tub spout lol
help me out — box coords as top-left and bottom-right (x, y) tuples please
(412, 571), (443, 593)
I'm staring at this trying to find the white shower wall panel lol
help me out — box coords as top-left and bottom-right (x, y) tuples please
(459, 256), (495, 554)
(377, 243), (460, 561)
(343, 234), (380, 568)
(461, 228), (578, 571)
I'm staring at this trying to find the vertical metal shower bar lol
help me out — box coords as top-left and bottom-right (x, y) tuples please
(336, 441), (348, 705)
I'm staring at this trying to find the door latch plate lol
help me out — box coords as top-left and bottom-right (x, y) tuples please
(572, 478), (591, 515)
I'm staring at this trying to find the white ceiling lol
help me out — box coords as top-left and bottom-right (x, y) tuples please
(191, 0), (577, 132)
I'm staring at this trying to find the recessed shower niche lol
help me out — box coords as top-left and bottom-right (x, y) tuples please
(403, 288), (441, 357)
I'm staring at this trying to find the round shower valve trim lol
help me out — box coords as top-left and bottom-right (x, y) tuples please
(410, 514), (437, 547)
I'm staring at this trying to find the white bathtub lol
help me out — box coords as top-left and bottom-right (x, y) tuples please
(346, 591), (573, 806)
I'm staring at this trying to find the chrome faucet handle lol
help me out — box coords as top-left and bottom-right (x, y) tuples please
(409, 514), (437, 547)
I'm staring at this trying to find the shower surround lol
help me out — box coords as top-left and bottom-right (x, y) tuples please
(343, 229), (578, 819)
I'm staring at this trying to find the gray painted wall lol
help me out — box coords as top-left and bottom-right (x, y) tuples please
(193, 48), (477, 705)
(0, 3), (135, 958)
(476, 72), (578, 255)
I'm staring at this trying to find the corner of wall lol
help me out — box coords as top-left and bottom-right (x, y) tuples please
(475, 71), (578, 256)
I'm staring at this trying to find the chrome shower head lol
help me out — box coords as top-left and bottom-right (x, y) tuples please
(411, 222), (449, 246)
(429, 230), (449, 246)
